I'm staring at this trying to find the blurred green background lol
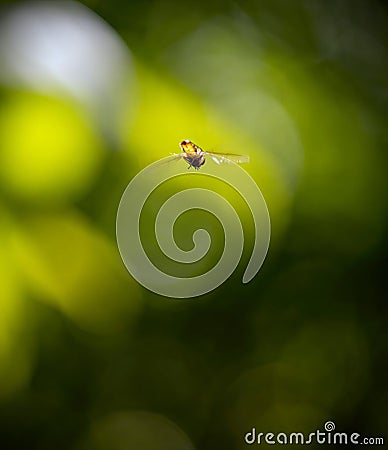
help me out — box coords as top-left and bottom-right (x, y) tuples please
(0, 0), (387, 448)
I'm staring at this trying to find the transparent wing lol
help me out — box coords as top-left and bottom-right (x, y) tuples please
(151, 153), (185, 167)
(204, 151), (250, 165)
(143, 154), (186, 176)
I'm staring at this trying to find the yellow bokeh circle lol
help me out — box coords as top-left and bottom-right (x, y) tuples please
(0, 92), (104, 203)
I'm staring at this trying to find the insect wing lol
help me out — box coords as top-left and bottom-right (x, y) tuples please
(204, 152), (250, 165)
(146, 154), (186, 174)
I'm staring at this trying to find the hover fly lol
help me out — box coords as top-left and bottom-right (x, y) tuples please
(176, 139), (249, 170)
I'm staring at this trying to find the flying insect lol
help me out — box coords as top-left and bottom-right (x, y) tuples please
(176, 139), (249, 170)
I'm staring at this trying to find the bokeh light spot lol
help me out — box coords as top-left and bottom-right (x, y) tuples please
(0, 92), (104, 203)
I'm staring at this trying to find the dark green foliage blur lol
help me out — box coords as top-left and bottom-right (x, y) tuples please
(0, 0), (386, 449)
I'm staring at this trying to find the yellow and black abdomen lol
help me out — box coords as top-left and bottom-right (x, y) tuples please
(180, 139), (205, 169)
(180, 139), (200, 154)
